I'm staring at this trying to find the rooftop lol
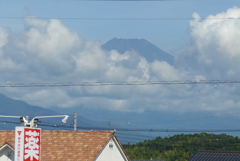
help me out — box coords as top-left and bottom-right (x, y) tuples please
(0, 130), (115, 161)
(189, 150), (240, 161)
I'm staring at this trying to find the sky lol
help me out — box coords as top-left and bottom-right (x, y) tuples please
(1, 0), (240, 118)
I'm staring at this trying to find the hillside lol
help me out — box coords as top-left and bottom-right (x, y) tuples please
(123, 133), (240, 161)
(101, 38), (174, 65)
(0, 93), (58, 116)
(0, 93), (103, 130)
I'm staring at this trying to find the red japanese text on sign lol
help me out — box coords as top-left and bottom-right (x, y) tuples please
(24, 128), (41, 161)
(15, 127), (41, 161)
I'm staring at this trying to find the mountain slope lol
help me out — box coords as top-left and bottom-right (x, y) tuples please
(0, 93), (59, 116)
(0, 93), (102, 130)
(101, 38), (174, 65)
(2, 93), (240, 144)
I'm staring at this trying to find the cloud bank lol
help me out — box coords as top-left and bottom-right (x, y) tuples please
(1, 7), (240, 114)
(178, 6), (240, 79)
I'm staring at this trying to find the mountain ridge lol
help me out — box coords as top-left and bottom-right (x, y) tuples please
(0, 93), (102, 130)
(0, 93), (58, 116)
(1, 93), (240, 143)
(101, 38), (174, 65)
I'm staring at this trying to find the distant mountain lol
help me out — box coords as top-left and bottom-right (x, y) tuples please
(0, 93), (137, 143)
(53, 105), (240, 142)
(0, 93), (59, 116)
(0, 93), (102, 130)
(2, 93), (240, 144)
(101, 38), (174, 65)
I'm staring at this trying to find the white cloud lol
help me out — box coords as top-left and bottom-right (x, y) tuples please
(150, 60), (181, 80)
(190, 9), (240, 58)
(21, 88), (86, 109)
(2, 7), (240, 115)
(22, 18), (82, 56)
(1, 18), (166, 111)
(177, 6), (240, 80)
(0, 27), (8, 48)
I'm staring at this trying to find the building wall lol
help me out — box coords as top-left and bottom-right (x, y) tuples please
(0, 146), (14, 161)
(96, 137), (128, 161)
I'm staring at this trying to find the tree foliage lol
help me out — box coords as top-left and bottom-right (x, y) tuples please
(123, 133), (240, 161)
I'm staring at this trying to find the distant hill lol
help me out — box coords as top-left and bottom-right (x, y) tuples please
(123, 133), (240, 160)
(0, 93), (102, 130)
(0, 93), (140, 143)
(101, 38), (174, 65)
(2, 93), (240, 144)
(0, 93), (59, 116)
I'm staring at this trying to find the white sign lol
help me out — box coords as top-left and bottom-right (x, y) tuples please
(15, 127), (41, 161)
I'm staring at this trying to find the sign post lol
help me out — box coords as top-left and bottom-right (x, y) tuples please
(15, 127), (41, 161)
(0, 115), (68, 161)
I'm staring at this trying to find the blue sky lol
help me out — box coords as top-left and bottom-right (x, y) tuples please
(1, 0), (239, 53)
(1, 0), (240, 117)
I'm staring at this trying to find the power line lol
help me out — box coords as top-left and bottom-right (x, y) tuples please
(0, 16), (239, 21)
(3, 120), (240, 133)
(45, 124), (240, 133)
(123, 136), (239, 145)
(116, 132), (156, 139)
(1, 80), (240, 87)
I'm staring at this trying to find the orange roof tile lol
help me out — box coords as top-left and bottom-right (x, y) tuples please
(0, 130), (115, 161)
(0, 130), (15, 148)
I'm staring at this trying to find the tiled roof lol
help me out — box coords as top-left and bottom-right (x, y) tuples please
(0, 130), (115, 161)
(0, 130), (15, 148)
(189, 150), (240, 161)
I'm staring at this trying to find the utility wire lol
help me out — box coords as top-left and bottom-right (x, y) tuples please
(3, 120), (240, 145)
(123, 137), (240, 145)
(1, 80), (240, 87)
(3, 120), (240, 133)
(0, 16), (239, 21)
(38, 123), (240, 133)
(116, 132), (157, 139)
